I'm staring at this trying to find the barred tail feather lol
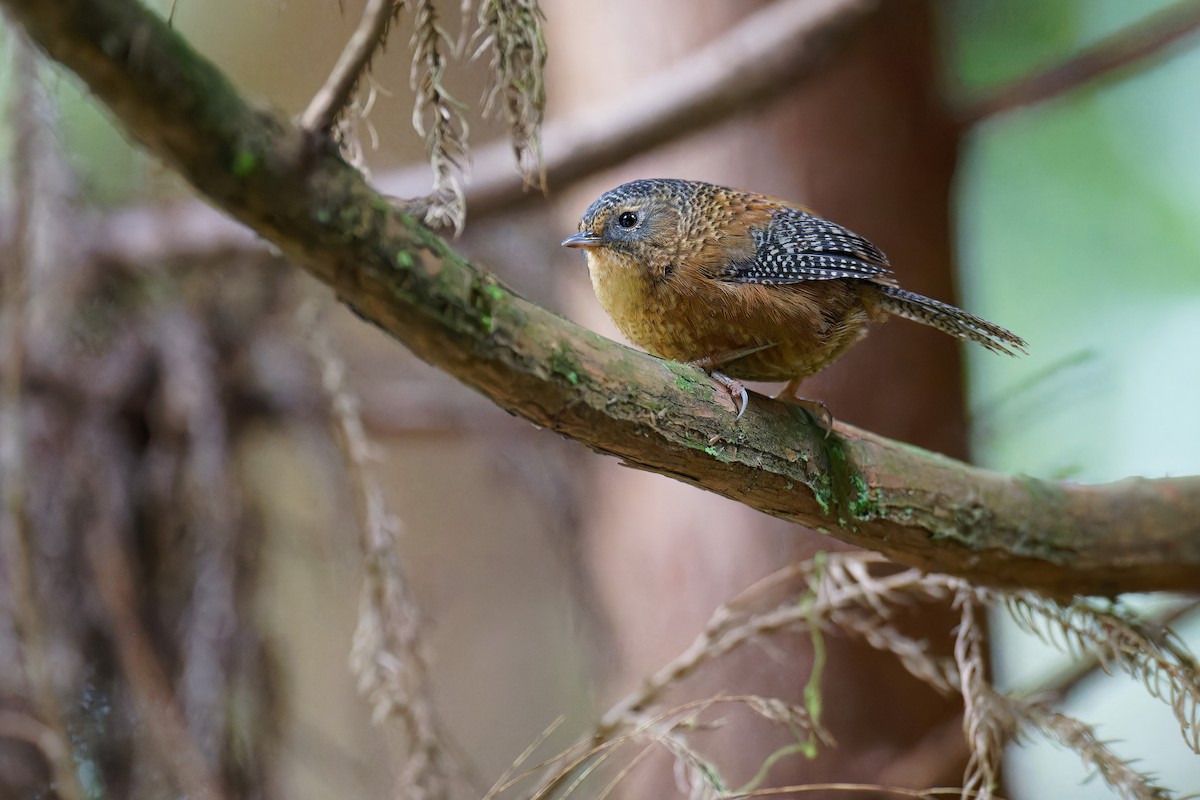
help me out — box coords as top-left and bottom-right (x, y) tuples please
(875, 286), (1027, 356)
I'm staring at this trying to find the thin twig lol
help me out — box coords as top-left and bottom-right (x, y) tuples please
(301, 0), (402, 132)
(958, 0), (1200, 127)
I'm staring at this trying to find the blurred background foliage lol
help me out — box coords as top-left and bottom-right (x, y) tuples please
(2, 0), (1199, 797)
(949, 0), (1200, 483)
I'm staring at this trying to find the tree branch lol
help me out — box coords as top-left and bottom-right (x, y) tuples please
(300, 0), (399, 132)
(957, 0), (1200, 127)
(5, 0), (1200, 594)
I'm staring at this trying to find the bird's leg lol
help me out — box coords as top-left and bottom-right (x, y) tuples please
(688, 356), (748, 420)
(773, 377), (803, 402)
(689, 344), (777, 420)
(774, 378), (833, 437)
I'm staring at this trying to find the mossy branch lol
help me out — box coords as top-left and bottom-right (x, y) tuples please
(4, 0), (1200, 594)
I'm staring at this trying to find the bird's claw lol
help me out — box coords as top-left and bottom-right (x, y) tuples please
(810, 403), (834, 438)
(794, 398), (833, 437)
(772, 379), (833, 437)
(733, 383), (748, 420)
(704, 370), (748, 420)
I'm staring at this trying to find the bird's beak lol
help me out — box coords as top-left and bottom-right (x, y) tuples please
(561, 231), (605, 249)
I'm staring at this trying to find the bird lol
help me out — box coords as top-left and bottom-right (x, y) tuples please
(562, 178), (1026, 424)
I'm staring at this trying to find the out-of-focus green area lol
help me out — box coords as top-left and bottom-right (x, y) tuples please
(944, 2), (1200, 797)
(946, 0), (1200, 483)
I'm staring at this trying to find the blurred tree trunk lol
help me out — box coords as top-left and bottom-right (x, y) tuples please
(0, 71), (291, 793)
(547, 0), (967, 793)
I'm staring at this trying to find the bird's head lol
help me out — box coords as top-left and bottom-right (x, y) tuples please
(562, 179), (700, 275)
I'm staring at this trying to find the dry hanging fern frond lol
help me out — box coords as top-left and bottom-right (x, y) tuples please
(955, 590), (1011, 800)
(473, 0), (547, 190)
(410, 0), (470, 232)
(1002, 593), (1200, 753)
(519, 696), (826, 800)
(816, 551), (944, 613)
(596, 553), (962, 740)
(813, 556), (961, 695)
(662, 734), (726, 800)
(330, 73), (385, 171)
(825, 602), (958, 695)
(493, 548), (1200, 800)
(1011, 696), (1174, 800)
(307, 314), (451, 800)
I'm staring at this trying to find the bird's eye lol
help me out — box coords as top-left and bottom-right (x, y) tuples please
(617, 211), (639, 229)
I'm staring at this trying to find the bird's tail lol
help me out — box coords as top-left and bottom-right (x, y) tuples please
(875, 285), (1027, 356)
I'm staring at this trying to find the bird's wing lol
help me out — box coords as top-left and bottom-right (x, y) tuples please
(717, 208), (894, 285)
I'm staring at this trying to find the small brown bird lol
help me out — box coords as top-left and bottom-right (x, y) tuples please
(562, 178), (1025, 421)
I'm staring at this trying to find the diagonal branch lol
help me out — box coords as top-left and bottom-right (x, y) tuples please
(957, 0), (1200, 126)
(5, 0), (1200, 595)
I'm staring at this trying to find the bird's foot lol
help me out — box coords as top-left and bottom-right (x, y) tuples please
(773, 379), (833, 437)
(688, 357), (750, 420)
(711, 371), (749, 420)
(688, 345), (779, 420)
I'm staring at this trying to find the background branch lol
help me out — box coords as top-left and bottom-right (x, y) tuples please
(4, 0), (1200, 595)
(957, 0), (1200, 126)
(440, 0), (879, 218)
(80, 0), (1200, 272)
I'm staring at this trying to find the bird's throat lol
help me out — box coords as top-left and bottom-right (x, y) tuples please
(585, 250), (665, 349)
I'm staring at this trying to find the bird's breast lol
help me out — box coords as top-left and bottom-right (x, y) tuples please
(586, 250), (874, 380)
(586, 250), (677, 353)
